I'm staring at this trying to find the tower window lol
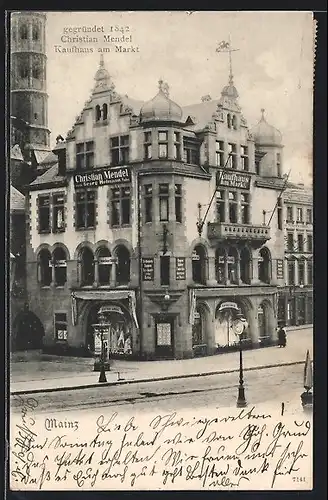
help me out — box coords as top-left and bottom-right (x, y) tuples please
(95, 105), (101, 122)
(158, 131), (168, 158)
(144, 131), (152, 159)
(20, 25), (28, 40)
(159, 184), (169, 221)
(175, 184), (182, 222)
(32, 25), (39, 41)
(232, 115), (238, 130)
(173, 132), (181, 160)
(241, 146), (249, 171)
(216, 141), (225, 167)
(102, 103), (108, 120)
(227, 114), (232, 129)
(277, 152), (282, 177)
(32, 66), (41, 79)
(20, 64), (29, 79)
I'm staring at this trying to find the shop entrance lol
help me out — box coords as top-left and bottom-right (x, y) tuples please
(155, 318), (174, 359)
(214, 300), (248, 348)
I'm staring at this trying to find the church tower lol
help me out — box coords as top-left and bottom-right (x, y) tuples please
(10, 11), (50, 162)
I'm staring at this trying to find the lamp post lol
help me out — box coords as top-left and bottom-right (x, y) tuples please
(234, 312), (248, 408)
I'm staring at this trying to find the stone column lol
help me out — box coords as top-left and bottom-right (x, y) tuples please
(93, 259), (99, 287)
(206, 255), (217, 286)
(111, 263), (116, 286)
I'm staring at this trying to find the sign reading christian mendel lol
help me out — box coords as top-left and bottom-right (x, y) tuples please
(73, 166), (131, 188)
(217, 170), (251, 190)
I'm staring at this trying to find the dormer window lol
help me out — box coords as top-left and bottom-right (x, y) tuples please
(158, 131), (168, 158)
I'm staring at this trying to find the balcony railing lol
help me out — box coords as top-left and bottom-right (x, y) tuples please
(207, 222), (271, 244)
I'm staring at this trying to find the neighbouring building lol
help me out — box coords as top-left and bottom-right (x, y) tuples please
(25, 57), (288, 359)
(277, 183), (313, 327)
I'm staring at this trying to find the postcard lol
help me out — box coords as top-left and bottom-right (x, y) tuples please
(8, 10), (315, 491)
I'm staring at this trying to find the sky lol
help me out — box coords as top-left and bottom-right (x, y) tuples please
(44, 11), (315, 185)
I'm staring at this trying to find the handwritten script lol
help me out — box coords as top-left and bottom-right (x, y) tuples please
(10, 398), (312, 490)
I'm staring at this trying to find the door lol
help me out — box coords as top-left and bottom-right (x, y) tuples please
(155, 319), (174, 358)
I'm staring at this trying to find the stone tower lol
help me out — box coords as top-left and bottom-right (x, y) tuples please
(10, 11), (50, 162)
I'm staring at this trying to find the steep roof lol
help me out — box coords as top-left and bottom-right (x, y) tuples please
(284, 184), (313, 204)
(181, 99), (220, 129)
(10, 185), (25, 212)
(29, 164), (66, 187)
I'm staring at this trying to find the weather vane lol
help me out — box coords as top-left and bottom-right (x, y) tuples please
(216, 36), (240, 85)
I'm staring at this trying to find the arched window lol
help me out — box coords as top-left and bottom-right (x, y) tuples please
(232, 115), (238, 130)
(20, 25), (28, 40)
(116, 246), (130, 285)
(192, 245), (207, 285)
(215, 246), (225, 284)
(97, 247), (111, 285)
(227, 246), (238, 284)
(80, 247), (94, 286)
(240, 247), (251, 284)
(192, 306), (206, 347)
(258, 247), (271, 284)
(95, 105), (101, 122)
(39, 249), (52, 286)
(227, 114), (232, 129)
(102, 103), (108, 120)
(32, 25), (39, 40)
(53, 247), (67, 286)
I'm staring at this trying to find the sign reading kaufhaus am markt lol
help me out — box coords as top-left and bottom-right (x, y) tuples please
(73, 166), (131, 188)
(216, 170), (251, 190)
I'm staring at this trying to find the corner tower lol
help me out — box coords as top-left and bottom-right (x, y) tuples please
(10, 11), (50, 161)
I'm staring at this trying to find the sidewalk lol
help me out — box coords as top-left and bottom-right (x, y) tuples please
(10, 327), (313, 395)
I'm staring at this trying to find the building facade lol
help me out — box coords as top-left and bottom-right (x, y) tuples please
(25, 58), (288, 359)
(278, 184), (313, 327)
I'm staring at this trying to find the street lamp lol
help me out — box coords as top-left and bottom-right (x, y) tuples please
(234, 312), (248, 408)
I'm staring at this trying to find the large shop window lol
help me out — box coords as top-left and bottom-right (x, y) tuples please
(175, 184), (182, 222)
(183, 138), (200, 165)
(53, 247), (67, 286)
(307, 260), (313, 285)
(258, 247), (271, 284)
(240, 247), (251, 284)
(144, 131), (152, 159)
(76, 141), (94, 170)
(216, 141), (225, 168)
(192, 245), (207, 284)
(298, 259), (305, 286)
(38, 195), (51, 233)
(160, 255), (170, 286)
(111, 186), (131, 226)
(215, 246), (225, 284)
(54, 313), (68, 341)
(52, 194), (65, 232)
(288, 259), (295, 285)
(228, 191), (238, 223)
(216, 190), (225, 222)
(97, 247), (111, 285)
(110, 135), (129, 165)
(144, 184), (153, 222)
(80, 247), (95, 286)
(39, 249), (52, 286)
(158, 131), (168, 158)
(76, 190), (96, 229)
(159, 184), (169, 221)
(241, 193), (250, 224)
(228, 247), (238, 284)
(115, 246), (131, 285)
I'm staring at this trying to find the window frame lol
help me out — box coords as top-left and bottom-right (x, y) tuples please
(175, 184), (182, 223)
(159, 184), (169, 222)
(144, 184), (153, 223)
(111, 186), (131, 227)
(240, 145), (249, 171)
(110, 135), (129, 166)
(75, 189), (97, 230)
(216, 141), (225, 168)
(160, 255), (170, 286)
(76, 141), (94, 171)
(38, 194), (51, 234)
(183, 138), (200, 165)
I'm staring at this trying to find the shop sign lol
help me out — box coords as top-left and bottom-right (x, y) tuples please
(57, 329), (67, 340)
(276, 259), (284, 279)
(217, 170), (251, 190)
(98, 256), (118, 264)
(192, 251), (200, 261)
(142, 258), (154, 281)
(218, 256), (235, 264)
(99, 305), (124, 315)
(219, 301), (239, 312)
(156, 323), (172, 346)
(73, 166), (131, 188)
(55, 259), (67, 267)
(176, 257), (186, 280)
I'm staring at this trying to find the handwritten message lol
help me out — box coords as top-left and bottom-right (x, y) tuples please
(10, 397), (312, 491)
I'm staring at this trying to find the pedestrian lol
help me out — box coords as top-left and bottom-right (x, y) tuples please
(277, 324), (287, 348)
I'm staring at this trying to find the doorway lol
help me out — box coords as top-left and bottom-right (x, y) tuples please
(155, 318), (174, 358)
